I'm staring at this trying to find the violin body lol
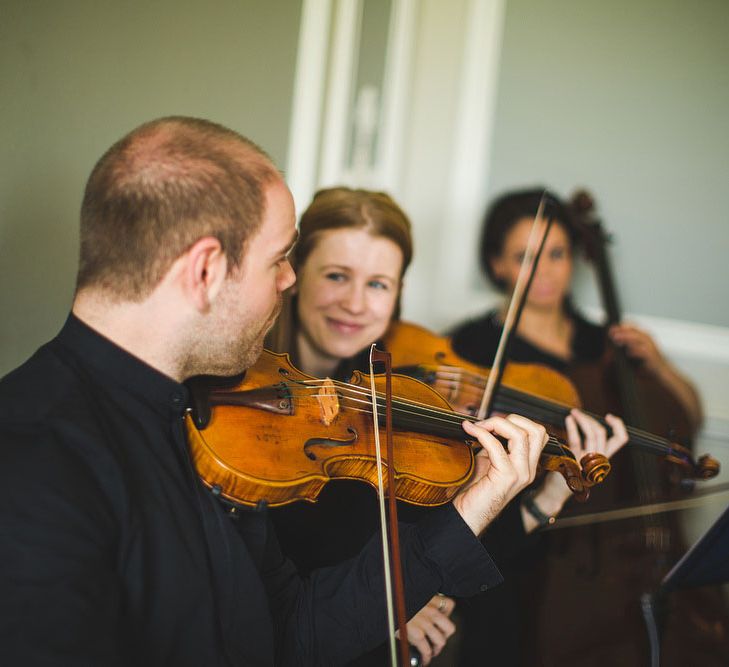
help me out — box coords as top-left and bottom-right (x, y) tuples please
(386, 320), (582, 410)
(186, 349), (474, 508)
(386, 321), (716, 482)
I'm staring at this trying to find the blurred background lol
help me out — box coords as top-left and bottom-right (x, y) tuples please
(2, 0), (727, 546)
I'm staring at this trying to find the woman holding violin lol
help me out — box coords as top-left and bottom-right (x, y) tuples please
(267, 186), (628, 665)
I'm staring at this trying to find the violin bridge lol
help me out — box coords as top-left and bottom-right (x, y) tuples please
(317, 378), (340, 426)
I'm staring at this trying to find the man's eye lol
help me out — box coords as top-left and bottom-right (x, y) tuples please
(550, 248), (566, 260)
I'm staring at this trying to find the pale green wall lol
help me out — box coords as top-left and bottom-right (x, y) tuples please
(486, 0), (729, 326)
(0, 0), (301, 375)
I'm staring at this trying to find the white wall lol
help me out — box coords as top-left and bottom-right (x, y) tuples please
(0, 0), (302, 376)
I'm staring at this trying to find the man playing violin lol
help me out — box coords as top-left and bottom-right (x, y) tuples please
(0, 117), (549, 665)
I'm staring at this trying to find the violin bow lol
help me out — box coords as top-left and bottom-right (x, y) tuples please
(369, 345), (410, 667)
(476, 194), (553, 419)
(545, 482), (729, 530)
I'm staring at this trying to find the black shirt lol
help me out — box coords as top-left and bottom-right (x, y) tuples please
(450, 309), (606, 372)
(0, 315), (501, 666)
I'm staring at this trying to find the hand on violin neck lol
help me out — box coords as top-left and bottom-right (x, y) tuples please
(520, 409), (630, 532)
(454, 415), (547, 536)
(566, 409), (628, 462)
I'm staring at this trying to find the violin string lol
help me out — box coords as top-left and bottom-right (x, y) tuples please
(284, 378), (672, 454)
(260, 376), (576, 458)
(288, 379), (476, 427)
(417, 366), (675, 454)
(289, 386), (477, 429)
(390, 363), (693, 465)
(216, 370), (664, 465)
(287, 392), (571, 458)
(230, 372), (674, 462)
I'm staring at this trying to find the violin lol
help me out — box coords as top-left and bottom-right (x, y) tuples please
(384, 320), (719, 482)
(184, 349), (610, 508)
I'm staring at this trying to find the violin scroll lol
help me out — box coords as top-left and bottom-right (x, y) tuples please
(538, 450), (610, 503)
(662, 441), (720, 481)
(696, 454), (721, 480)
(580, 452), (611, 486)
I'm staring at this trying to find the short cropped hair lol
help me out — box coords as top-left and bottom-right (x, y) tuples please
(77, 116), (277, 300)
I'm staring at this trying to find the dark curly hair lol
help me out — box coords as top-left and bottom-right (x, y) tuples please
(479, 187), (578, 290)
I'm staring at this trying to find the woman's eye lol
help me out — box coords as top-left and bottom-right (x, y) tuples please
(550, 247), (567, 260)
(324, 272), (346, 282)
(368, 279), (389, 290)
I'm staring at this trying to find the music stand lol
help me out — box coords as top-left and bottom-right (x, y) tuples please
(641, 503), (729, 666)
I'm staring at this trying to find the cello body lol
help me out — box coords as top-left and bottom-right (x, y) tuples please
(519, 193), (729, 666)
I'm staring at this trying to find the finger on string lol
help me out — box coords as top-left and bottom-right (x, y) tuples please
(463, 421), (512, 478)
(570, 408), (606, 453)
(504, 414), (547, 443)
(470, 415), (527, 445)
(503, 413), (546, 474)
(604, 413), (629, 457)
(564, 413), (582, 452)
(462, 420), (512, 471)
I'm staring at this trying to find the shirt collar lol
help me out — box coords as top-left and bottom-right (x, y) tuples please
(55, 313), (189, 416)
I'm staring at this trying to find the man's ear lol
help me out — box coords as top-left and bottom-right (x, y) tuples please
(182, 237), (228, 312)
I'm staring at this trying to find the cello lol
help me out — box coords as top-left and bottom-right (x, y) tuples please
(518, 190), (729, 666)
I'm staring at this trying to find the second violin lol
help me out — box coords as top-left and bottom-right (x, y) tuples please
(385, 320), (719, 482)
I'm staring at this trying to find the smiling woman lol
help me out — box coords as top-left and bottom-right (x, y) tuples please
(268, 186), (413, 379)
(294, 227), (403, 377)
(266, 188), (463, 666)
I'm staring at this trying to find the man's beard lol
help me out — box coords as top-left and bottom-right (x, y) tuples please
(184, 295), (282, 380)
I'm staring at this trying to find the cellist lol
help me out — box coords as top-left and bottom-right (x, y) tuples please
(449, 187), (701, 429)
(449, 187), (717, 666)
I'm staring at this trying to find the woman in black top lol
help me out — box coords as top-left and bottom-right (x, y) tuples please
(267, 187), (458, 665)
(450, 188), (701, 425)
